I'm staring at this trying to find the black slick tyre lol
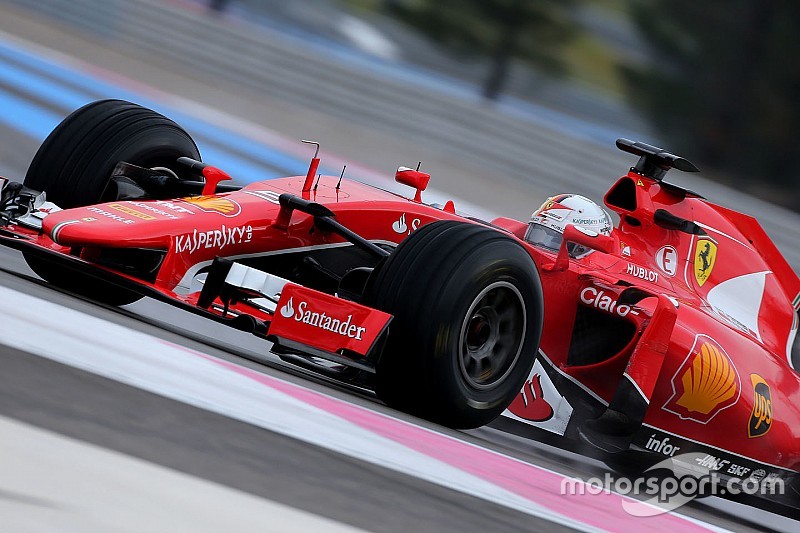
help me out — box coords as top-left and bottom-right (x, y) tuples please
(22, 99), (201, 305)
(365, 220), (544, 429)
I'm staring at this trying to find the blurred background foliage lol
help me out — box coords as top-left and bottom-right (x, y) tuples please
(357, 0), (799, 208)
(384, 0), (577, 100)
(622, 0), (800, 206)
(220, 0), (799, 209)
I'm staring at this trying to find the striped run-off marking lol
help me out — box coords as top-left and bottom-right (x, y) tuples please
(0, 283), (721, 532)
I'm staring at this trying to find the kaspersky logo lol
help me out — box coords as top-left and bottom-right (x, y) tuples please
(279, 297), (367, 340)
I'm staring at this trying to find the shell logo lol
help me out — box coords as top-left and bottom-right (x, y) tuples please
(180, 195), (242, 217)
(663, 334), (741, 424)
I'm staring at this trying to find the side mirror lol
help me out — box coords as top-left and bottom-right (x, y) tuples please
(547, 224), (615, 271)
(395, 166), (430, 203)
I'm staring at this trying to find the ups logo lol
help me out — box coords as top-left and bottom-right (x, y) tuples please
(748, 374), (772, 438)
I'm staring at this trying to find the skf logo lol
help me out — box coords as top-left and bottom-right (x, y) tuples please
(663, 334), (741, 424)
(748, 374), (772, 438)
(694, 238), (717, 287)
(180, 195), (242, 217)
(392, 213), (420, 235)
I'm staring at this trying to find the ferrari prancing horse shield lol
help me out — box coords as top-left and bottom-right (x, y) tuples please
(694, 238), (717, 287)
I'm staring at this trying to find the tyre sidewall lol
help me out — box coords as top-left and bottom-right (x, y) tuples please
(422, 239), (542, 425)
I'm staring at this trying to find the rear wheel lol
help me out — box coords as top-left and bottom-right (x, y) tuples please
(365, 220), (544, 428)
(23, 99), (201, 305)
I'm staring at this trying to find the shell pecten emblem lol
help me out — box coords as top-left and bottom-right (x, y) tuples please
(663, 334), (741, 424)
(180, 195), (242, 217)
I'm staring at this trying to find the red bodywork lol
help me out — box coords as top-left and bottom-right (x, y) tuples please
(4, 162), (800, 483)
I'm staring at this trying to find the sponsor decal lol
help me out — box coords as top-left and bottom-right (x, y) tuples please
(503, 359), (573, 435)
(580, 286), (637, 317)
(534, 195), (570, 222)
(269, 284), (392, 357)
(710, 306), (756, 338)
(86, 206), (135, 224)
(571, 218), (606, 226)
(636, 178), (644, 186)
(154, 200), (195, 214)
(748, 374), (772, 438)
(243, 190), (282, 204)
(125, 201), (182, 220)
(391, 213), (421, 235)
(663, 334), (741, 424)
(279, 297), (367, 340)
(620, 241), (631, 257)
(108, 203), (157, 221)
(82, 217), (97, 222)
(508, 374), (554, 422)
(626, 263), (659, 282)
(694, 238), (717, 287)
(693, 454), (752, 477)
(655, 245), (678, 276)
(180, 195), (242, 217)
(645, 433), (681, 457)
(538, 195), (565, 213)
(174, 224), (253, 254)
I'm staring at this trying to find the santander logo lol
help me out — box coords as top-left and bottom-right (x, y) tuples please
(392, 213), (421, 235)
(280, 297), (295, 318)
(279, 298), (367, 340)
(392, 213), (407, 233)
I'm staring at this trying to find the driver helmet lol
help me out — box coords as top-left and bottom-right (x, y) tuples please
(525, 194), (612, 257)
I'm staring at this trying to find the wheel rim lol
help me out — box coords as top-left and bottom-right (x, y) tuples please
(458, 281), (526, 390)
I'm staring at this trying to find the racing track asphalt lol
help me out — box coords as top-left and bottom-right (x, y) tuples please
(0, 261), (565, 533)
(0, 6), (797, 532)
(1, 236), (792, 532)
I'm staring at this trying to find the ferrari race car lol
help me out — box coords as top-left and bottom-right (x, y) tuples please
(1, 100), (799, 514)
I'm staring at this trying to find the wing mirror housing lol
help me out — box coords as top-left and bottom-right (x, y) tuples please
(547, 224), (615, 271)
(395, 166), (430, 203)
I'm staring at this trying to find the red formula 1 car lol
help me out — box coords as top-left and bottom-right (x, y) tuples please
(1, 100), (799, 514)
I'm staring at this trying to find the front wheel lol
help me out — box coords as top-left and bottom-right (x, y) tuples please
(365, 220), (544, 429)
(22, 99), (201, 305)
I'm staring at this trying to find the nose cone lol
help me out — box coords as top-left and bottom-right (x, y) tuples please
(42, 200), (197, 249)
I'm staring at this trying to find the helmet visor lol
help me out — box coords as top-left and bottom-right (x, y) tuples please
(525, 223), (563, 252)
(525, 223), (593, 258)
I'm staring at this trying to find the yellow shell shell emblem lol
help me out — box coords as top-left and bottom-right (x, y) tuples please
(181, 195), (241, 217)
(663, 335), (741, 424)
(694, 238), (717, 287)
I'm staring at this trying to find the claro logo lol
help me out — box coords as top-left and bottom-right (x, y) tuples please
(580, 286), (633, 317)
(279, 297), (367, 340)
